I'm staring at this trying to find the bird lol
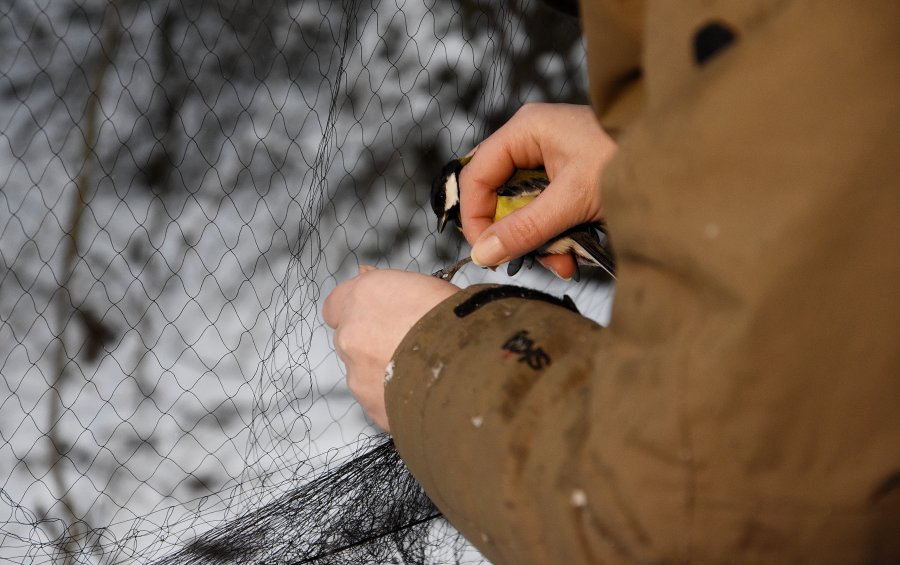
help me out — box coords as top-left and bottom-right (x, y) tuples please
(430, 156), (616, 280)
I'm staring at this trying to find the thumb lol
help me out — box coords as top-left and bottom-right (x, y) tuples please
(470, 182), (583, 267)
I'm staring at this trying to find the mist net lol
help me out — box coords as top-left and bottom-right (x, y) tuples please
(0, 0), (611, 562)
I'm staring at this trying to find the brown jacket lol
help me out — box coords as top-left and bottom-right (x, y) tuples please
(387, 0), (900, 562)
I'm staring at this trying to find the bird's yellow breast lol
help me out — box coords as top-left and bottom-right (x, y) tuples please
(493, 193), (538, 223)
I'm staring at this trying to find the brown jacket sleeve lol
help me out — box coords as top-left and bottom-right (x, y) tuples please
(387, 1), (900, 563)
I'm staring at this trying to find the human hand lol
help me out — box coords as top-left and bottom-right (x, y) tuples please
(322, 266), (460, 431)
(459, 103), (617, 280)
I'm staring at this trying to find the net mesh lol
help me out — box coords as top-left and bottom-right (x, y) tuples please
(0, 0), (601, 562)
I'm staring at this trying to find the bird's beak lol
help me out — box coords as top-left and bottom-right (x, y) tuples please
(438, 214), (448, 233)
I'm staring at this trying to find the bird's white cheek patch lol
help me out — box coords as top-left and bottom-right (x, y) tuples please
(444, 173), (460, 211)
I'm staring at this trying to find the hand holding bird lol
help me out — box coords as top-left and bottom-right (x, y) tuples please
(433, 103), (618, 280)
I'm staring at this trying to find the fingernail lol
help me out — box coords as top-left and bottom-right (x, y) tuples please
(471, 235), (505, 267)
(463, 145), (479, 159)
(537, 257), (572, 281)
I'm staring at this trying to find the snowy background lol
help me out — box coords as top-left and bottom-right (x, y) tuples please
(0, 0), (610, 562)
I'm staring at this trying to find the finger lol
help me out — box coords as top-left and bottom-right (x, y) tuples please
(470, 177), (588, 266)
(331, 326), (349, 360)
(358, 264), (376, 274)
(458, 109), (547, 245)
(537, 255), (577, 280)
(322, 277), (358, 328)
(457, 147), (507, 245)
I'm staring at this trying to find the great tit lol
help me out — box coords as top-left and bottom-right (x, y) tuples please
(430, 156), (616, 280)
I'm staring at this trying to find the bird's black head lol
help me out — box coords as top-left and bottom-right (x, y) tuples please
(430, 158), (464, 232)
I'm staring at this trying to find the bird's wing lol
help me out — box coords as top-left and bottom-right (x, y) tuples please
(558, 225), (616, 279)
(500, 169), (550, 196)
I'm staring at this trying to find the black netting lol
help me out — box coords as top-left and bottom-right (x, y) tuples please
(0, 1), (610, 562)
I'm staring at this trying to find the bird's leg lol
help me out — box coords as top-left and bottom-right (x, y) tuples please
(432, 257), (473, 282)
